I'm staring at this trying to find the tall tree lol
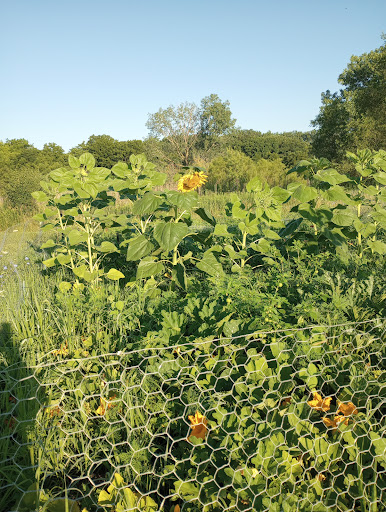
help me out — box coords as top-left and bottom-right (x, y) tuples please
(146, 102), (200, 167)
(198, 94), (236, 148)
(312, 38), (386, 160)
(71, 134), (144, 168)
(146, 94), (236, 168)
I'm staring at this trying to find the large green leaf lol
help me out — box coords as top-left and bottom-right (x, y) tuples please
(136, 258), (164, 279)
(149, 171), (167, 187)
(372, 208), (386, 229)
(41, 239), (56, 249)
(111, 162), (128, 178)
(98, 241), (119, 253)
(82, 182), (99, 198)
(49, 167), (69, 182)
(246, 176), (263, 192)
(292, 185), (318, 203)
(88, 167), (111, 181)
(373, 172), (386, 185)
(251, 238), (272, 254)
(68, 155), (80, 169)
(167, 190), (198, 210)
(31, 191), (48, 202)
(214, 224), (231, 237)
(322, 185), (352, 203)
(331, 209), (355, 227)
(196, 252), (224, 277)
(68, 229), (88, 246)
(271, 186), (291, 203)
(132, 192), (163, 216)
(106, 268), (125, 280)
(172, 262), (187, 290)
(126, 235), (154, 261)
(79, 152), (95, 170)
(367, 239), (386, 254)
(73, 183), (91, 199)
(278, 218), (303, 238)
(154, 222), (189, 251)
(56, 254), (72, 265)
(314, 169), (351, 186)
(194, 207), (216, 226)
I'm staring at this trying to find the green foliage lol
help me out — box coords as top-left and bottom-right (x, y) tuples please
(207, 149), (259, 192)
(226, 129), (311, 168)
(33, 152), (166, 284)
(198, 94), (236, 150)
(288, 149), (386, 258)
(207, 150), (290, 192)
(312, 38), (386, 160)
(0, 139), (67, 208)
(146, 94), (237, 168)
(71, 134), (145, 168)
(1, 147), (385, 512)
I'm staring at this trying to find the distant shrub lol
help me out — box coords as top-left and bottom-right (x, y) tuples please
(3, 166), (41, 208)
(207, 149), (288, 191)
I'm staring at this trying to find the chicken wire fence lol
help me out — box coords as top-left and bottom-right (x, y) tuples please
(1, 319), (385, 512)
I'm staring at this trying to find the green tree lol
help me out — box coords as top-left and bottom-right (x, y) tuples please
(198, 93), (236, 148)
(146, 102), (200, 167)
(0, 139), (67, 208)
(71, 134), (144, 168)
(226, 130), (311, 167)
(312, 38), (386, 160)
(146, 94), (236, 168)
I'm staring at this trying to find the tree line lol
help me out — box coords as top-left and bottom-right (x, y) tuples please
(1, 37), (384, 209)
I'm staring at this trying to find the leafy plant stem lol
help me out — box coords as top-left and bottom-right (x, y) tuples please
(357, 451), (366, 512)
(241, 230), (247, 268)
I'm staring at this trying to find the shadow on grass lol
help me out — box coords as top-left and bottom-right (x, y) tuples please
(0, 321), (43, 511)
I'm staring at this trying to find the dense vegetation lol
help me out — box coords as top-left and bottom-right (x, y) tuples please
(0, 37), (385, 512)
(0, 147), (385, 511)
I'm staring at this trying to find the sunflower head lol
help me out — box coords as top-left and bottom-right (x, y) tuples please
(177, 171), (208, 193)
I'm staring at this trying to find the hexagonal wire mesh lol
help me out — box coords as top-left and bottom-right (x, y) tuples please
(0, 221), (385, 511)
(1, 317), (385, 511)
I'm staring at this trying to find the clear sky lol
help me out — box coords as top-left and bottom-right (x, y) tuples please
(1, 0), (385, 152)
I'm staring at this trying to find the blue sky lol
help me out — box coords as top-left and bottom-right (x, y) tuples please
(1, 0), (385, 151)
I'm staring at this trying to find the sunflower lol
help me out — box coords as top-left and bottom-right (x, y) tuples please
(177, 171), (208, 193)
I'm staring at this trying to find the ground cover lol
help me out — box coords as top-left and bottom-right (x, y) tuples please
(0, 150), (385, 511)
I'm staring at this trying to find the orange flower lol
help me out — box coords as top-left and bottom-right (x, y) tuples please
(46, 405), (62, 418)
(317, 473), (327, 482)
(53, 342), (69, 356)
(4, 416), (16, 429)
(308, 392), (332, 412)
(280, 397), (292, 407)
(172, 506), (181, 512)
(187, 410), (208, 441)
(96, 394), (117, 416)
(337, 401), (358, 416)
(323, 414), (349, 432)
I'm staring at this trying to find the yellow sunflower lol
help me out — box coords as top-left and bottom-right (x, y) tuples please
(177, 171), (208, 193)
